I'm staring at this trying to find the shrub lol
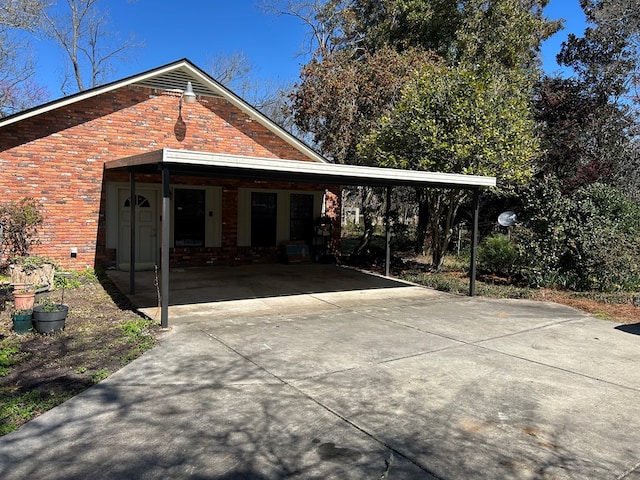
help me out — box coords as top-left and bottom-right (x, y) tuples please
(559, 184), (640, 291)
(0, 198), (44, 259)
(514, 179), (640, 291)
(478, 233), (518, 277)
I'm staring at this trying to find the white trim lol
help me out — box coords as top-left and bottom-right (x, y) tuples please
(107, 148), (497, 188)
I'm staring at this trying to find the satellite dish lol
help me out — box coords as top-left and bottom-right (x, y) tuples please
(498, 211), (517, 227)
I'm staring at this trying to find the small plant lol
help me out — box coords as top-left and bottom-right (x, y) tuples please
(13, 285), (35, 295)
(118, 318), (156, 364)
(54, 273), (81, 290)
(36, 296), (64, 312)
(0, 391), (73, 436)
(89, 368), (109, 384)
(0, 340), (20, 377)
(10, 255), (55, 273)
(478, 233), (518, 277)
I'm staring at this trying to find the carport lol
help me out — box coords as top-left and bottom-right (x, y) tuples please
(105, 148), (496, 327)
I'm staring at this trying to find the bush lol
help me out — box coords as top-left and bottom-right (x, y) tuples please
(514, 179), (640, 292)
(559, 184), (640, 291)
(478, 233), (518, 277)
(0, 198), (44, 259)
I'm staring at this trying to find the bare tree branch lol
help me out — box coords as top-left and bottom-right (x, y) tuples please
(41, 0), (140, 93)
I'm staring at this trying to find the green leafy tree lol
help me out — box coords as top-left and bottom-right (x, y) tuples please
(284, 0), (557, 261)
(359, 62), (537, 269)
(454, 0), (559, 70)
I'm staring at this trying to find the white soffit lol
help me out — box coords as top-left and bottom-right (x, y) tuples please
(106, 148), (497, 188)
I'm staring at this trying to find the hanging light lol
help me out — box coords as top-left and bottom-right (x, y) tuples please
(182, 81), (196, 104)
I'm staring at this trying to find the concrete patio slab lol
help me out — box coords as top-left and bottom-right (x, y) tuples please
(1, 265), (639, 479)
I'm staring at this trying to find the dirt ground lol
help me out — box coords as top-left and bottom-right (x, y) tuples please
(532, 289), (639, 324)
(0, 279), (159, 412)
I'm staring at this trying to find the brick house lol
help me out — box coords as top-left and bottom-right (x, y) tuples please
(1, 59), (343, 271)
(1, 58), (495, 325)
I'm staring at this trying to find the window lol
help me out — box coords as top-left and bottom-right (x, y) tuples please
(251, 192), (277, 246)
(290, 194), (314, 244)
(124, 195), (150, 208)
(174, 188), (205, 247)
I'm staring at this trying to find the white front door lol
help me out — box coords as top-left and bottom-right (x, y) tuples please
(117, 188), (158, 270)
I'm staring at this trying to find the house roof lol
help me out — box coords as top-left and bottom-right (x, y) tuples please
(105, 148), (497, 189)
(0, 58), (328, 164)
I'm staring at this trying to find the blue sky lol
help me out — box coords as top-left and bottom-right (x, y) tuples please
(31, 0), (587, 99)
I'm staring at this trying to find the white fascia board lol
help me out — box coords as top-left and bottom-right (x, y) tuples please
(0, 66), (183, 128)
(162, 149), (497, 188)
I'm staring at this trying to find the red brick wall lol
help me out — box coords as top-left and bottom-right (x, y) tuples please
(0, 85), (340, 270)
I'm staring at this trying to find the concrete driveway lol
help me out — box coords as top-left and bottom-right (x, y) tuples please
(1, 265), (640, 479)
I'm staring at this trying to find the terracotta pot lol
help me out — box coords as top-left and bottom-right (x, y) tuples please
(13, 291), (36, 310)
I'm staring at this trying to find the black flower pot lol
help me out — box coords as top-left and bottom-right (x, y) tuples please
(32, 305), (68, 334)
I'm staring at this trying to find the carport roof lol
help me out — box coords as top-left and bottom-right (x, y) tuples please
(105, 148), (497, 189)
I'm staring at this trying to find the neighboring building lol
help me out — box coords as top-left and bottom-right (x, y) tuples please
(0, 59), (341, 271)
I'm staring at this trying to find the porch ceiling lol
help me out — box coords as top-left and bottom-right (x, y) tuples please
(105, 148), (497, 190)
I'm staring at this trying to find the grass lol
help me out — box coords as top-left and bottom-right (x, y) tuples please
(0, 390), (75, 436)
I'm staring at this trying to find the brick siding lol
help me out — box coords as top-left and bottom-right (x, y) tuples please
(0, 85), (340, 270)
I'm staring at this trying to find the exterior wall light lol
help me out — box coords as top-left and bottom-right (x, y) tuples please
(183, 81), (196, 104)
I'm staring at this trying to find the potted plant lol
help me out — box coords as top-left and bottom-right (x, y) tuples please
(12, 284), (36, 310)
(32, 297), (68, 334)
(11, 308), (33, 334)
(9, 255), (55, 293)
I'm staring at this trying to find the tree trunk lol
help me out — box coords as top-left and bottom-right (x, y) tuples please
(414, 187), (429, 255)
(428, 189), (466, 271)
(350, 187), (380, 258)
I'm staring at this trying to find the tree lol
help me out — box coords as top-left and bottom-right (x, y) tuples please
(284, 0), (555, 263)
(558, 0), (639, 101)
(261, 0), (353, 61)
(292, 46), (432, 164)
(0, 0), (48, 116)
(534, 76), (635, 192)
(41, 0), (138, 93)
(359, 62), (538, 269)
(208, 51), (295, 133)
(292, 46), (433, 256)
(453, 0), (559, 70)
(549, 0), (640, 197)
